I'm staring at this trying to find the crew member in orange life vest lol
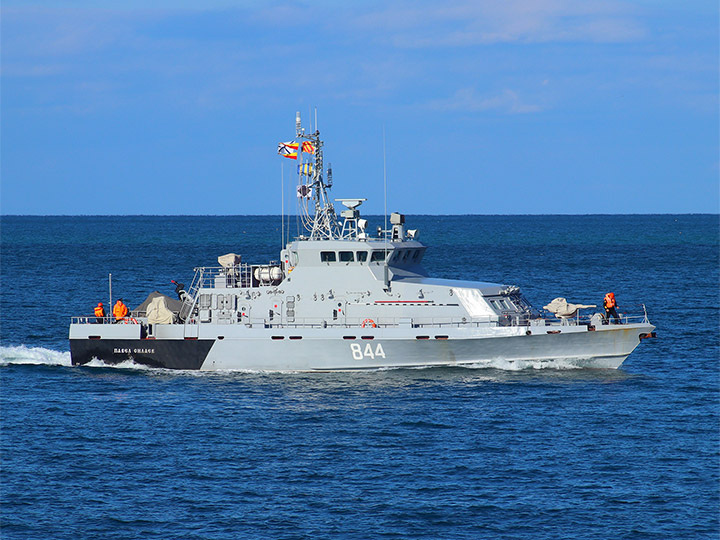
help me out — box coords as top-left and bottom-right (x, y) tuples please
(113, 299), (129, 322)
(603, 292), (621, 324)
(94, 302), (105, 324)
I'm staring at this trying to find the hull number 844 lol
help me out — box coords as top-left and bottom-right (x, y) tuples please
(350, 343), (386, 360)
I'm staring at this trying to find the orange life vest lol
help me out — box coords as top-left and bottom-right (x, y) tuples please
(94, 305), (105, 317)
(604, 293), (616, 309)
(113, 301), (128, 320)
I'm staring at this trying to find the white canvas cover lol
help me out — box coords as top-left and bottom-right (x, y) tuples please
(134, 291), (183, 314)
(452, 288), (496, 319)
(218, 253), (241, 268)
(543, 297), (596, 318)
(147, 296), (174, 325)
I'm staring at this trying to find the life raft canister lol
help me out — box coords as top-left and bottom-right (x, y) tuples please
(361, 318), (377, 328)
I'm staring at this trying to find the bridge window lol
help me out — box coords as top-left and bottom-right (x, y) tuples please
(356, 251), (368, 262)
(371, 251), (388, 262)
(320, 251), (336, 262)
(339, 251), (354, 262)
(490, 298), (512, 311)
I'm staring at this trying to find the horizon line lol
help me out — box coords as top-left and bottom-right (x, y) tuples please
(1, 212), (718, 218)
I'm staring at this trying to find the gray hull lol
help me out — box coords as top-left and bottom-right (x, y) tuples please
(69, 321), (655, 371)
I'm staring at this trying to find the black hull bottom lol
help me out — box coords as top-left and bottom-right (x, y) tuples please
(69, 339), (215, 370)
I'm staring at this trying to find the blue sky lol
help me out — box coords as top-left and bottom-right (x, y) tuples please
(1, 0), (718, 215)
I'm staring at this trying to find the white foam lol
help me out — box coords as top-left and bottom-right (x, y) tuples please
(0, 345), (72, 367)
(463, 357), (585, 371)
(82, 358), (157, 371)
(0, 347), (156, 372)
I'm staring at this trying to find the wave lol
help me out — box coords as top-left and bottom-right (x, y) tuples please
(82, 358), (158, 371)
(463, 357), (585, 371)
(0, 346), (153, 371)
(0, 345), (72, 367)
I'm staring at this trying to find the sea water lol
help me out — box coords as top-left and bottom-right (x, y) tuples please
(1, 214), (718, 539)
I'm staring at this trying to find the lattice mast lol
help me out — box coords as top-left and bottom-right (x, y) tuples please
(295, 111), (340, 240)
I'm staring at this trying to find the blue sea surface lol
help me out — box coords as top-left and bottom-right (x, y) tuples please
(1, 214), (718, 539)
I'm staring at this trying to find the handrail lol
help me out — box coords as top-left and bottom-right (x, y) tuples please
(192, 264), (281, 289)
(71, 309), (650, 329)
(539, 311), (648, 326)
(71, 316), (145, 324)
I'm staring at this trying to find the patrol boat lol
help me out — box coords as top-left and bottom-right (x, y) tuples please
(69, 114), (656, 371)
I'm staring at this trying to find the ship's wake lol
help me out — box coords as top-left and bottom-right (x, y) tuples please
(0, 345), (72, 367)
(0, 346), (153, 371)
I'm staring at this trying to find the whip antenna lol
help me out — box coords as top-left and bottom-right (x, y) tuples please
(383, 125), (388, 243)
(382, 125), (390, 291)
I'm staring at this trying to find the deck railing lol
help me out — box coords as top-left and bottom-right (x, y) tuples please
(71, 316), (142, 325)
(71, 306), (649, 329)
(539, 304), (649, 326)
(192, 264), (281, 289)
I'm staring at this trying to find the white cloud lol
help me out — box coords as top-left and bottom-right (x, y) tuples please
(1, 0), (711, 117)
(353, 0), (646, 47)
(426, 88), (542, 114)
